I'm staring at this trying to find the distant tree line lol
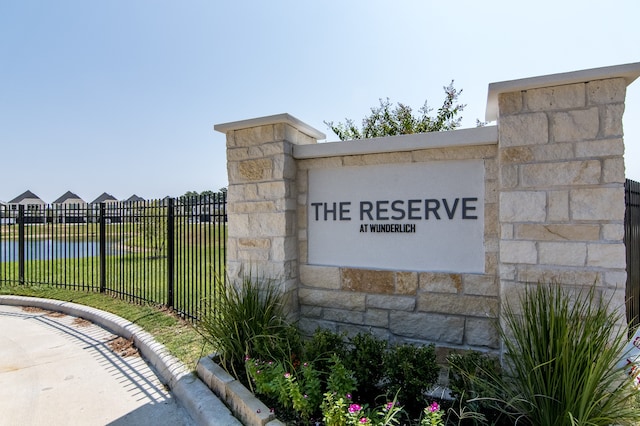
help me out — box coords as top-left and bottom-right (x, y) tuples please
(180, 188), (227, 202)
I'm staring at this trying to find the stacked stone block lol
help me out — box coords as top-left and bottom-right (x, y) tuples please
(497, 78), (628, 315)
(297, 267), (501, 349)
(217, 115), (322, 307)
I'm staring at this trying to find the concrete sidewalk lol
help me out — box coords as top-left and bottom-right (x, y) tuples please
(0, 297), (241, 426)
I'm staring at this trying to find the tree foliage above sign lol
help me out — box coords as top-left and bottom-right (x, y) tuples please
(325, 81), (466, 141)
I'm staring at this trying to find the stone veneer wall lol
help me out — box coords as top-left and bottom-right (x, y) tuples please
(215, 63), (640, 358)
(295, 140), (501, 352)
(214, 115), (325, 309)
(497, 77), (629, 322)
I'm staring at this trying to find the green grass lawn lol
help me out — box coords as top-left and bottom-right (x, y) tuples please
(0, 283), (215, 370)
(0, 248), (224, 316)
(0, 220), (225, 369)
(0, 227), (226, 321)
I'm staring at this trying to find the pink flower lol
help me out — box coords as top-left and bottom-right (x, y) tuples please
(359, 417), (368, 424)
(429, 401), (440, 412)
(303, 362), (309, 367)
(346, 393), (352, 399)
(385, 402), (394, 411)
(348, 404), (362, 413)
(284, 372), (291, 379)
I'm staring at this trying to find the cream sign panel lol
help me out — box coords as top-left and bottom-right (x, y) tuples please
(307, 160), (485, 273)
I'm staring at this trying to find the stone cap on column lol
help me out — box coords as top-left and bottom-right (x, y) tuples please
(214, 113), (326, 140)
(485, 62), (640, 122)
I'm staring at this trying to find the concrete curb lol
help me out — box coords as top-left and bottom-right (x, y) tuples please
(0, 295), (241, 426)
(196, 357), (285, 426)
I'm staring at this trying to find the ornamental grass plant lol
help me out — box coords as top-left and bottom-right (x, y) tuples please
(194, 271), (299, 380)
(447, 351), (504, 425)
(484, 283), (640, 426)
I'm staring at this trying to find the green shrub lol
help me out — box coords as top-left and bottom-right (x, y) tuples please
(491, 283), (640, 425)
(246, 357), (323, 421)
(346, 332), (387, 403)
(245, 358), (288, 404)
(303, 328), (348, 382)
(194, 272), (299, 380)
(245, 327), (452, 424)
(325, 354), (357, 397)
(383, 343), (439, 419)
(247, 354), (355, 422)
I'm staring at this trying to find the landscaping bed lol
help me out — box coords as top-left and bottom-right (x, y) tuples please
(193, 275), (640, 426)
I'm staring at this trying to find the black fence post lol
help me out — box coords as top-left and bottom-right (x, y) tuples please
(222, 191), (227, 270)
(99, 203), (106, 293)
(18, 205), (25, 285)
(167, 198), (175, 308)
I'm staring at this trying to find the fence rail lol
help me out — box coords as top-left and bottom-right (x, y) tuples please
(0, 194), (226, 321)
(626, 179), (640, 331)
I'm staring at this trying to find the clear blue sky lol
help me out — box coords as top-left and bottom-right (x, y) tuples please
(1, 0), (639, 203)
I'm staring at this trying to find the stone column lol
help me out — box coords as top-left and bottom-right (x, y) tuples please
(214, 114), (325, 313)
(488, 63), (640, 320)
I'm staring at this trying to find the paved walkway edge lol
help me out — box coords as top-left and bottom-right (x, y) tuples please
(0, 295), (242, 426)
(196, 357), (285, 426)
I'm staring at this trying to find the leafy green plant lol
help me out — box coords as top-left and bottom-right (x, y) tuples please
(325, 82), (465, 141)
(194, 272), (299, 379)
(303, 328), (348, 384)
(383, 343), (439, 418)
(245, 358), (289, 404)
(374, 395), (404, 426)
(487, 283), (640, 425)
(246, 326), (516, 424)
(284, 363), (323, 420)
(247, 354), (354, 422)
(346, 331), (387, 403)
(326, 354), (357, 397)
(321, 392), (404, 426)
(321, 390), (351, 426)
(420, 402), (444, 426)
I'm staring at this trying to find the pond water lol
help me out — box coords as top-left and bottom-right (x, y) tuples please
(0, 240), (104, 262)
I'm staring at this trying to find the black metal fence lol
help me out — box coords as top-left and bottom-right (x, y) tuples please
(626, 179), (640, 330)
(0, 194), (226, 321)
